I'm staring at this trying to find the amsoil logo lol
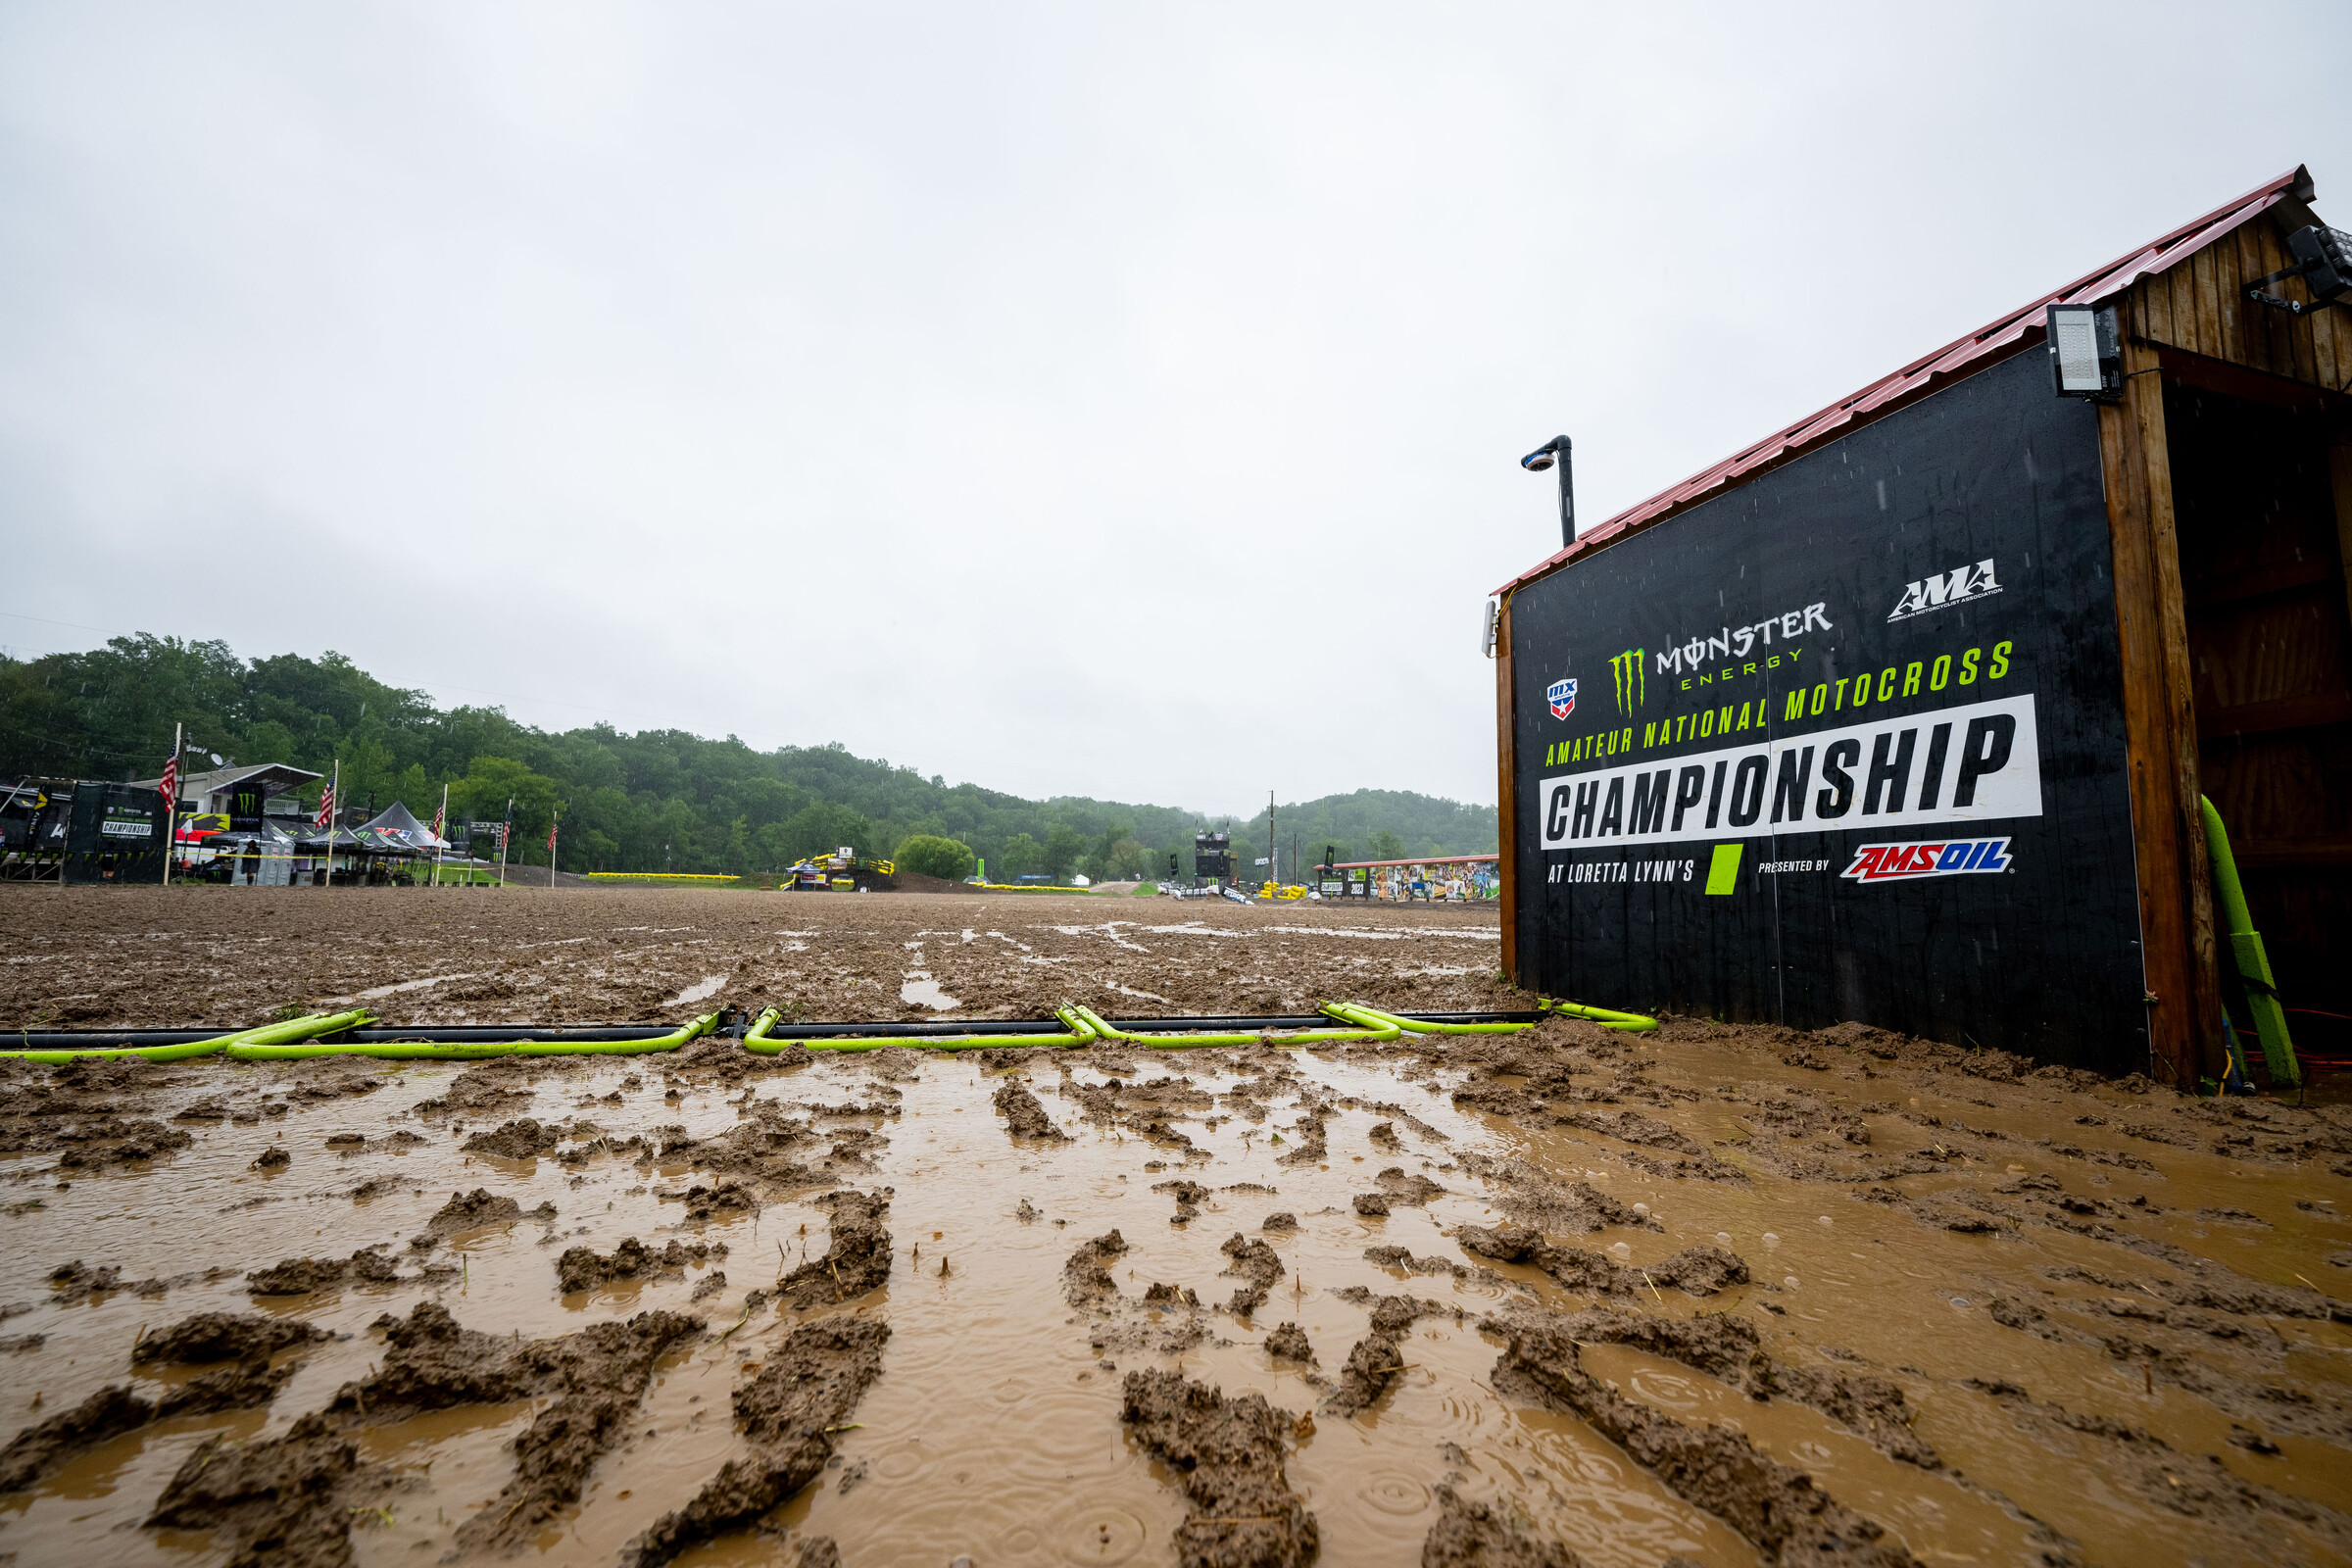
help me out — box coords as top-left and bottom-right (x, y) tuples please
(1608, 649), (1644, 713)
(1546, 678), (1578, 719)
(1840, 837), (2012, 884)
(1889, 559), (2002, 622)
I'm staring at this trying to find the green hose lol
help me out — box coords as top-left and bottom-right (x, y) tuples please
(0, 1009), (376, 1064)
(1067, 1003), (1400, 1049)
(1539, 999), (1660, 1033)
(227, 1013), (719, 1060)
(2200, 795), (2299, 1090)
(743, 1006), (1101, 1054)
(1328, 1003), (1535, 1037)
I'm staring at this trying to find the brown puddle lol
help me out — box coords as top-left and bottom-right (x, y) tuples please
(0, 892), (2347, 1565)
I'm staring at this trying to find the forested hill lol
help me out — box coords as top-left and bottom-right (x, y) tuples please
(0, 634), (1496, 880)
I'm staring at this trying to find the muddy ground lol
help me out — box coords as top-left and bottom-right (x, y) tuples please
(0, 885), (2346, 1567)
(0, 885), (1519, 1029)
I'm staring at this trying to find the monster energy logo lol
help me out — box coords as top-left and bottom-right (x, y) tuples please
(1609, 649), (1645, 713)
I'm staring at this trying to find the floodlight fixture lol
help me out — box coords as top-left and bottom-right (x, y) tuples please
(2046, 303), (2122, 402)
(1521, 434), (1575, 547)
(2243, 225), (2352, 317)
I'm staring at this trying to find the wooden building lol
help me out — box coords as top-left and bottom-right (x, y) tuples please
(1491, 167), (2349, 1085)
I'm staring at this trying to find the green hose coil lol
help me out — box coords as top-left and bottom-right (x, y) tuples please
(0, 1009), (377, 1064)
(2200, 795), (2299, 1090)
(226, 1013), (719, 1060)
(1068, 1002), (1401, 1049)
(1538, 999), (1659, 1032)
(743, 1006), (1101, 1054)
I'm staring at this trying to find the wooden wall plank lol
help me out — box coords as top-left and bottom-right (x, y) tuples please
(2190, 245), (2223, 360)
(2166, 263), (2196, 352)
(2216, 235), (2251, 372)
(1495, 592), (1519, 985)
(2102, 305), (2220, 1088)
(2140, 262), (2174, 345)
(2136, 339), (2227, 1078)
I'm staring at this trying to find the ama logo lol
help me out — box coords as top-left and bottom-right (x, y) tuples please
(1546, 678), (1578, 720)
(1840, 838), (2013, 884)
(1888, 559), (2001, 621)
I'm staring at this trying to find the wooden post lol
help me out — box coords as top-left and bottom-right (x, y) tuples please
(2100, 316), (2224, 1089)
(1494, 592), (1519, 986)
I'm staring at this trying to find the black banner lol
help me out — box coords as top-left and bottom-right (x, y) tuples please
(63, 781), (168, 884)
(1510, 351), (2144, 1071)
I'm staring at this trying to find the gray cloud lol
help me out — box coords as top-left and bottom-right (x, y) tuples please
(2, 3), (2345, 810)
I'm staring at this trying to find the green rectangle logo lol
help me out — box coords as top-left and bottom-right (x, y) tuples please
(1704, 844), (1743, 895)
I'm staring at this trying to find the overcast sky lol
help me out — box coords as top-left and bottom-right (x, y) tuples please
(2, 4), (2345, 815)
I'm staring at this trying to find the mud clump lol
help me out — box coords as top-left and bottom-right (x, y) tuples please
(1063, 1229), (1130, 1305)
(1456, 1227), (1748, 1298)
(416, 1186), (523, 1243)
(1275, 1113), (1328, 1166)
(47, 1260), (122, 1303)
(1422, 1483), (1582, 1566)
(1490, 1308), (1916, 1566)
(1456, 1153), (1664, 1234)
(1353, 1192), (1392, 1217)
(1262, 1211), (1298, 1231)
(993, 1079), (1068, 1141)
(556, 1237), (723, 1295)
(1220, 1232), (1286, 1315)
(625, 1317), (890, 1568)
(146, 1408), (377, 1565)
(1157, 1178), (1211, 1223)
(246, 1248), (399, 1296)
(1325, 1294), (1440, 1417)
(775, 1189), (893, 1307)
(1265, 1322), (1316, 1363)
(134, 1311), (330, 1366)
(454, 1309), (707, 1553)
(1366, 1246), (1470, 1278)
(414, 1059), (537, 1117)
(1120, 1369), (1317, 1568)
(679, 1181), (760, 1221)
(461, 1116), (564, 1158)
(1543, 1305), (1936, 1467)
(1374, 1166), (1445, 1205)
(0, 1385), (156, 1492)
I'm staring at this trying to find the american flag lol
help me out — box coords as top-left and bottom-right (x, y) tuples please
(430, 801), (446, 843)
(546, 817), (559, 855)
(159, 752), (178, 808)
(314, 779), (335, 831)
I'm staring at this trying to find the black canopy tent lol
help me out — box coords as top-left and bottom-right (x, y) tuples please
(294, 802), (450, 884)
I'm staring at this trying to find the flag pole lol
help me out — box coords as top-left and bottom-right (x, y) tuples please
(322, 760), (339, 889)
(497, 796), (512, 889)
(432, 782), (448, 888)
(161, 722), (180, 887)
(547, 808), (560, 889)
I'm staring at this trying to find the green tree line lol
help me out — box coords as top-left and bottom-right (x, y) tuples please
(0, 634), (1497, 879)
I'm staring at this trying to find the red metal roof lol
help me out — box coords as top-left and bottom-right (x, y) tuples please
(1494, 166), (2317, 597)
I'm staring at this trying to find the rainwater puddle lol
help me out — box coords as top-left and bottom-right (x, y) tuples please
(664, 975), (726, 1006)
(900, 973), (960, 1011)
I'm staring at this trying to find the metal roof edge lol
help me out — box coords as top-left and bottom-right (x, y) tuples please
(1492, 166), (2312, 599)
